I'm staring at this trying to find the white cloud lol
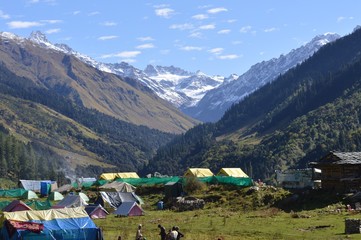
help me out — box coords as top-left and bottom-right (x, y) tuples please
(7, 21), (44, 29)
(88, 11), (100, 16)
(264, 27), (277, 32)
(218, 29), (230, 34)
(208, 48), (223, 55)
(102, 21), (117, 26)
(240, 25), (252, 33)
(199, 24), (215, 30)
(137, 36), (154, 41)
(0, 10), (10, 19)
(101, 51), (141, 59)
(337, 16), (353, 22)
(189, 32), (202, 38)
(180, 46), (202, 51)
(116, 51), (141, 58)
(155, 8), (175, 18)
(98, 35), (118, 41)
(207, 7), (228, 14)
(45, 28), (60, 34)
(136, 43), (155, 49)
(192, 14), (208, 20)
(73, 11), (81, 15)
(218, 54), (240, 60)
(169, 23), (193, 30)
(41, 19), (62, 24)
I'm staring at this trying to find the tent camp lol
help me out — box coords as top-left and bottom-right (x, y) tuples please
(53, 195), (88, 209)
(21, 190), (38, 200)
(184, 168), (214, 177)
(217, 168), (249, 178)
(19, 180), (50, 192)
(99, 181), (136, 192)
(113, 202), (144, 217)
(3, 200), (32, 212)
(47, 191), (64, 201)
(95, 192), (143, 209)
(85, 204), (109, 219)
(99, 172), (140, 181)
(0, 206), (102, 240)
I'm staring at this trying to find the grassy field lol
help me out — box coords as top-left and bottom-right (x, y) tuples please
(95, 205), (361, 240)
(95, 186), (361, 240)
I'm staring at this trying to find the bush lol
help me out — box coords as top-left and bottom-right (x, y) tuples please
(183, 176), (206, 195)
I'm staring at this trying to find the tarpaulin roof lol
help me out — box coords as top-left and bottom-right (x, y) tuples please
(97, 192), (143, 209)
(184, 168), (214, 177)
(1, 207), (101, 240)
(100, 181), (136, 192)
(99, 172), (139, 181)
(53, 195), (88, 209)
(3, 200), (32, 212)
(217, 168), (249, 178)
(0, 189), (26, 198)
(85, 204), (109, 219)
(115, 177), (181, 186)
(113, 202), (143, 216)
(19, 180), (52, 192)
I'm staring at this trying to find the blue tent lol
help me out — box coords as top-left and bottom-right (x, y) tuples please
(1, 206), (103, 240)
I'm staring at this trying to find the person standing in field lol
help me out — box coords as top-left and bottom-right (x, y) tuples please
(158, 224), (167, 240)
(136, 224), (143, 240)
(169, 226), (178, 240)
(175, 226), (184, 239)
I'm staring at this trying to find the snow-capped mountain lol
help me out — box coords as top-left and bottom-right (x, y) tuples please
(26, 31), (231, 108)
(182, 32), (341, 122)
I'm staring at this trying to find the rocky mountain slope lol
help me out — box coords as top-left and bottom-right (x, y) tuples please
(0, 31), (197, 133)
(183, 33), (340, 122)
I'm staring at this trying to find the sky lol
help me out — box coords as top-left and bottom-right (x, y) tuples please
(0, 1), (360, 77)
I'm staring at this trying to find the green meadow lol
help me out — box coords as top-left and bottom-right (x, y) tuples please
(95, 186), (361, 240)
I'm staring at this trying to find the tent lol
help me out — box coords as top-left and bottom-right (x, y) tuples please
(25, 200), (52, 210)
(21, 190), (38, 200)
(99, 172), (140, 181)
(3, 200), (32, 212)
(0, 206), (102, 240)
(19, 180), (51, 192)
(0, 189), (26, 198)
(100, 181), (136, 192)
(79, 192), (89, 202)
(85, 204), (109, 219)
(217, 168), (249, 178)
(95, 192), (143, 209)
(52, 195), (88, 209)
(184, 168), (214, 177)
(113, 202), (144, 217)
(47, 191), (64, 201)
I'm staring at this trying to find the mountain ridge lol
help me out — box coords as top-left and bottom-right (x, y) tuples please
(183, 32), (340, 122)
(0, 31), (197, 133)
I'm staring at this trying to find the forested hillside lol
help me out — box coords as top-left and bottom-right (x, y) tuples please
(0, 62), (175, 180)
(144, 28), (361, 180)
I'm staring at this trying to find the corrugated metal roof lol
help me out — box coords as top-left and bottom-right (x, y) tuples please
(315, 152), (361, 165)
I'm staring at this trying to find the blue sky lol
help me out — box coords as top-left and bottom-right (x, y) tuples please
(0, 1), (360, 76)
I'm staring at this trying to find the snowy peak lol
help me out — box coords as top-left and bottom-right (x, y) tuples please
(184, 32), (341, 122)
(144, 64), (192, 77)
(29, 31), (49, 44)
